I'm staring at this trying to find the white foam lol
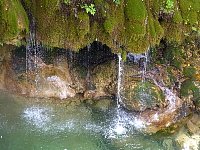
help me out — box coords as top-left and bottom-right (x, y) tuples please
(182, 135), (200, 150)
(22, 106), (52, 128)
(131, 117), (146, 129)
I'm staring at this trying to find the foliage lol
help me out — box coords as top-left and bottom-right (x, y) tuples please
(113, 0), (120, 5)
(164, 0), (174, 13)
(121, 50), (127, 62)
(63, 0), (70, 4)
(81, 4), (96, 16)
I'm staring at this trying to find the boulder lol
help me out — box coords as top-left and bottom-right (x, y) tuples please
(123, 81), (165, 111)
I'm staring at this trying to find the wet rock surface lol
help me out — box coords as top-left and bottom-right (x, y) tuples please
(123, 81), (165, 111)
(0, 32), (200, 134)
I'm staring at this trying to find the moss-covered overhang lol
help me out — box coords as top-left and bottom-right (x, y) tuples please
(1, 0), (200, 53)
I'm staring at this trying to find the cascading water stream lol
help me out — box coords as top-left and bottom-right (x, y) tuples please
(142, 48), (149, 82)
(117, 53), (123, 108)
(26, 28), (41, 95)
(85, 44), (92, 90)
(109, 53), (127, 137)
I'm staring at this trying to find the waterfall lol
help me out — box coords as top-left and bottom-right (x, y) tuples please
(86, 44), (90, 80)
(86, 44), (91, 89)
(26, 23), (42, 95)
(110, 54), (126, 137)
(127, 48), (149, 82)
(117, 53), (123, 108)
(142, 48), (149, 82)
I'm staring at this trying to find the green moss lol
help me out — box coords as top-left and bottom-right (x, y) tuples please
(16, 0), (198, 55)
(163, 23), (184, 42)
(124, 81), (165, 111)
(25, 0), (92, 50)
(148, 12), (164, 45)
(101, 1), (125, 52)
(179, 0), (200, 25)
(163, 43), (184, 69)
(123, 0), (148, 53)
(183, 66), (196, 78)
(173, 10), (183, 24)
(149, 15), (156, 37)
(125, 0), (147, 22)
(103, 17), (116, 34)
(77, 12), (90, 39)
(121, 50), (127, 62)
(180, 79), (200, 100)
(0, 0), (29, 44)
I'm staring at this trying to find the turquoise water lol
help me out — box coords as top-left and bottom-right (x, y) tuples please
(0, 91), (180, 150)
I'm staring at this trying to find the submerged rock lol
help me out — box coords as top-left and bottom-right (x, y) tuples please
(93, 98), (112, 111)
(186, 113), (200, 135)
(176, 127), (200, 150)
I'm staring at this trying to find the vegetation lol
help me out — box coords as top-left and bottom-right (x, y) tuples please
(81, 4), (96, 15)
(63, 0), (70, 4)
(164, 0), (174, 13)
(0, 0), (199, 53)
(113, 0), (121, 5)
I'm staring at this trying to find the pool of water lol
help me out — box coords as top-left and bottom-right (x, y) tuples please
(0, 91), (182, 150)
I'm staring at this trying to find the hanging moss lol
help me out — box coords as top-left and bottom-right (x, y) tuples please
(0, 0), (29, 44)
(148, 12), (164, 45)
(173, 10), (183, 24)
(179, 0), (200, 25)
(77, 12), (90, 39)
(123, 0), (148, 53)
(16, 0), (198, 53)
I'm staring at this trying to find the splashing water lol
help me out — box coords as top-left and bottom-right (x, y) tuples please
(153, 79), (177, 110)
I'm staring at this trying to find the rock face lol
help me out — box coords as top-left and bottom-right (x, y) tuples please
(1, 49), (76, 99)
(0, 41), (117, 100)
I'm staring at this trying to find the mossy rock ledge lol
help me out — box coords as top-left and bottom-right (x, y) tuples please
(0, 0), (200, 53)
(123, 81), (165, 111)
